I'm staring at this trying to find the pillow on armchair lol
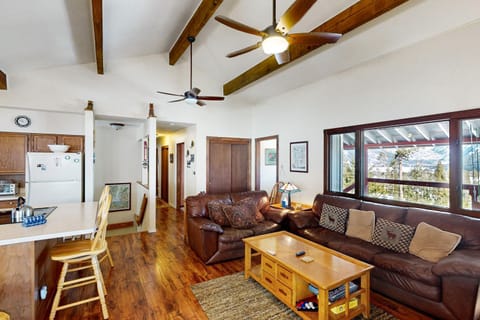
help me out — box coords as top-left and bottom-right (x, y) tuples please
(222, 202), (258, 229)
(207, 199), (232, 226)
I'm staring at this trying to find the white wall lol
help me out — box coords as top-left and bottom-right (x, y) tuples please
(252, 20), (480, 205)
(94, 123), (141, 225)
(0, 106), (83, 134)
(259, 139), (277, 192)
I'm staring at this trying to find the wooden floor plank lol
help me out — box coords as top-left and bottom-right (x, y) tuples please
(52, 200), (431, 319)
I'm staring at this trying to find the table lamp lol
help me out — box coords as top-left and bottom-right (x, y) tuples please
(279, 182), (300, 209)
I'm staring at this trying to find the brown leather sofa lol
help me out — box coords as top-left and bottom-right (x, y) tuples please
(185, 190), (288, 265)
(288, 194), (480, 320)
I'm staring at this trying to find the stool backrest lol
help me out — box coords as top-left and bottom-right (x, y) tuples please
(91, 193), (112, 252)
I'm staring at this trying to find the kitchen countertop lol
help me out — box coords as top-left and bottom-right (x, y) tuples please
(0, 201), (97, 246)
(0, 194), (22, 201)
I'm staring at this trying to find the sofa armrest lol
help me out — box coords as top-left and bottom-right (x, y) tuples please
(288, 210), (319, 229)
(187, 217), (220, 262)
(432, 249), (480, 278)
(200, 221), (224, 234)
(263, 206), (289, 224)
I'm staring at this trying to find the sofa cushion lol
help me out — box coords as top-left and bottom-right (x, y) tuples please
(345, 209), (375, 242)
(373, 252), (440, 286)
(312, 194), (361, 219)
(405, 207), (480, 250)
(372, 218), (415, 253)
(409, 222), (462, 263)
(222, 202), (258, 229)
(252, 220), (282, 236)
(372, 268), (441, 302)
(360, 202), (407, 223)
(231, 190), (270, 215)
(319, 203), (348, 233)
(297, 227), (347, 246)
(218, 228), (254, 243)
(207, 199), (232, 226)
(329, 238), (386, 263)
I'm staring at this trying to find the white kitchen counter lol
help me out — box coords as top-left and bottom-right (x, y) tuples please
(0, 201), (97, 246)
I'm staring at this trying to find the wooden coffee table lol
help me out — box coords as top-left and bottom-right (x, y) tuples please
(243, 231), (374, 320)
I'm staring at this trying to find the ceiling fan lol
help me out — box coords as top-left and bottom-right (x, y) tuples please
(215, 0), (342, 65)
(157, 36), (224, 107)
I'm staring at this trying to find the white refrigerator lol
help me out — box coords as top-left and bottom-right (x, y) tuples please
(25, 152), (83, 207)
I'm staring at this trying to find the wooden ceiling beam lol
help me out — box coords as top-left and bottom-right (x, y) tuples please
(91, 0), (104, 74)
(0, 70), (6, 90)
(223, 0), (409, 95)
(169, 0), (224, 65)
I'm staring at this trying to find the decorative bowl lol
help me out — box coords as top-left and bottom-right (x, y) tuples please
(48, 144), (70, 153)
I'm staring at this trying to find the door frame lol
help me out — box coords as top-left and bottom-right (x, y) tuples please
(176, 142), (185, 208)
(161, 146), (169, 202)
(255, 135), (279, 191)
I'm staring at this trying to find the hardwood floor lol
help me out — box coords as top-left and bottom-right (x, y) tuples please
(54, 202), (432, 320)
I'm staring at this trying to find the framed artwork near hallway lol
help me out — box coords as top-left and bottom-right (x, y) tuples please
(106, 182), (131, 212)
(290, 141), (308, 173)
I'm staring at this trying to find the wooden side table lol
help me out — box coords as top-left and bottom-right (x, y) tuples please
(271, 202), (312, 211)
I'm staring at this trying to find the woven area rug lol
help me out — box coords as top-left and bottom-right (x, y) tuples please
(191, 272), (398, 320)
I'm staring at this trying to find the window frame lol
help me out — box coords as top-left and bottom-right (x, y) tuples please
(324, 108), (480, 219)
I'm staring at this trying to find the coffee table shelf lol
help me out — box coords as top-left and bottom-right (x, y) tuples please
(243, 231), (373, 320)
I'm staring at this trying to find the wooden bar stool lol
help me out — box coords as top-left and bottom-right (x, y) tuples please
(49, 194), (112, 319)
(96, 185), (114, 267)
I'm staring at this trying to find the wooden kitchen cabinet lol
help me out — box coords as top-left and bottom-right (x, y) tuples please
(29, 134), (84, 153)
(0, 132), (28, 174)
(0, 199), (18, 209)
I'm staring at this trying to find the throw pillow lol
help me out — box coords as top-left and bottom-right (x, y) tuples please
(222, 203), (258, 229)
(207, 199), (232, 226)
(409, 222), (462, 263)
(319, 203), (348, 233)
(345, 209), (375, 242)
(236, 197), (265, 222)
(372, 218), (415, 253)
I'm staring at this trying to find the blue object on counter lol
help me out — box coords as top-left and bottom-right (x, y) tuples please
(22, 215), (47, 227)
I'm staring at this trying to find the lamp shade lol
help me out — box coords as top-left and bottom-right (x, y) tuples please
(279, 182), (300, 193)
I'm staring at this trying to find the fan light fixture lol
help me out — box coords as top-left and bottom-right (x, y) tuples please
(185, 97), (197, 105)
(262, 35), (289, 54)
(109, 122), (124, 130)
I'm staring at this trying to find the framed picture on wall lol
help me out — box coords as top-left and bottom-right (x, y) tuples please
(265, 148), (276, 166)
(106, 182), (131, 212)
(290, 141), (308, 173)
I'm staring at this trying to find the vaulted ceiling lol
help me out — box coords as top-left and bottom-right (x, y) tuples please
(1, 0), (479, 103)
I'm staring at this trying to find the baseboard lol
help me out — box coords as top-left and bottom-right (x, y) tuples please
(107, 221), (134, 230)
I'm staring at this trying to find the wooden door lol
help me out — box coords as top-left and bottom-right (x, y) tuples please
(161, 146), (169, 202)
(207, 137), (251, 194)
(176, 142), (184, 208)
(0, 132), (27, 174)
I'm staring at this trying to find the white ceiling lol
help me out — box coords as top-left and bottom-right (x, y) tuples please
(1, 0), (480, 126)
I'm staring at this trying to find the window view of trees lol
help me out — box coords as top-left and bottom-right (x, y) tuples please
(366, 145), (449, 207)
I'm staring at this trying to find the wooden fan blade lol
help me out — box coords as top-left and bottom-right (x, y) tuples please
(196, 100), (206, 107)
(226, 42), (262, 58)
(197, 95), (225, 101)
(157, 91), (184, 97)
(215, 15), (268, 37)
(276, 0), (316, 35)
(168, 98), (186, 103)
(274, 50), (290, 65)
(288, 32), (342, 45)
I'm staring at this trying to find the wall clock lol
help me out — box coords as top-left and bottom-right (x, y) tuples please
(14, 115), (31, 128)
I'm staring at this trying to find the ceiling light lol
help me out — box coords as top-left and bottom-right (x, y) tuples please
(262, 36), (289, 54)
(109, 122), (124, 130)
(185, 98), (197, 105)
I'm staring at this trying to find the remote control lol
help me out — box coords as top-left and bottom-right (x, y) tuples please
(266, 249), (276, 256)
(296, 250), (306, 257)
